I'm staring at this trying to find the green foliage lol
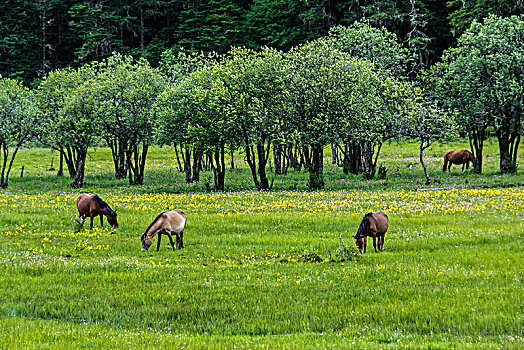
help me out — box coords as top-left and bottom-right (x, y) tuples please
(35, 64), (99, 187)
(358, 0), (455, 72)
(93, 53), (165, 184)
(96, 53), (165, 144)
(0, 77), (37, 187)
(158, 48), (217, 83)
(0, 144), (523, 348)
(243, 0), (329, 50)
(175, 0), (245, 53)
(68, 2), (122, 62)
(0, 0), (462, 85)
(433, 15), (524, 174)
(219, 47), (286, 190)
(156, 54), (236, 190)
(447, 0), (524, 35)
(327, 19), (413, 78)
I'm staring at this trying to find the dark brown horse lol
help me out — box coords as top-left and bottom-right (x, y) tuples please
(354, 211), (388, 253)
(77, 194), (118, 230)
(141, 209), (187, 252)
(443, 149), (475, 172)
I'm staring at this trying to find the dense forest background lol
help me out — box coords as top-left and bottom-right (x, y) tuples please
(1, 0), (522, 86)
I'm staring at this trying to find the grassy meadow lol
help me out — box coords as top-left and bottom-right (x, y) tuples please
(0, 140), (523, 349)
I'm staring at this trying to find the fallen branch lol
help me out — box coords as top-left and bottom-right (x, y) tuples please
(339, 234), (351, 260)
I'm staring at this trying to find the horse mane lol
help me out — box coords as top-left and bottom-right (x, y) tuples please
(92, 194), (106, 207)
(92, 194), (115, 215)
(143, 212), (166, 237)
(354, 212), (373, 239)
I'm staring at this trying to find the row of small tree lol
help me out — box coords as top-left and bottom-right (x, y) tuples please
(1, 16), (522, 190)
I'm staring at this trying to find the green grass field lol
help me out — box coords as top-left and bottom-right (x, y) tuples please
(0, 140), (523, 349)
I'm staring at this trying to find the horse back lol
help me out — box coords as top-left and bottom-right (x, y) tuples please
(145, 210), (186, 236)
(165, 209), (187, 233)
(445, 149), (473, 163)
(77, 194), (94, 215)
(444, 149), (455, 160)
(370, 211), (388, 235)
(77, 193), (103, 216)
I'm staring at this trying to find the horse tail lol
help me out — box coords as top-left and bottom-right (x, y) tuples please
(442, 153), (448, 172)
(144, 212), (166, 236)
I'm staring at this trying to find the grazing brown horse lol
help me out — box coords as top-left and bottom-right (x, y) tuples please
(77, 194), (118, 230)
(354, 211), (388, 253)
(141, 209), (187, 252)
(442, 149), (475, 172)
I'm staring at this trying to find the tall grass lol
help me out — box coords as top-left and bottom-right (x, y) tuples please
(0, 141), (523, 349)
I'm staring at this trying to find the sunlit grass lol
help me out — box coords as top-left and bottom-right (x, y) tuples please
(0, 140), (523, 349)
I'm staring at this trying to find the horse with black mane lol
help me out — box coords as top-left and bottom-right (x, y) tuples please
(77, 193), (118, 230)
(354, 211), (388, 253)
(442, 149), (475, 172)
(141, 209), (187, 252)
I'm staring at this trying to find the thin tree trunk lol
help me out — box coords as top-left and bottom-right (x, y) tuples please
(361, 142), (375, 179)
(140, 6), (145, 51)
(57, 150), (64, 176)
(0, 144), (9, 187)
(338, 141), (362, 175)
(106, 137), (127, 179)
(274, 144), (282, 175)
(245, 144), (260, 190)
(496, 127), (518, 173)
(331, 142), (338, 165)
(511, 134), (520, 165)
(306, 144), (324, 189)
(137, 144), (148, 184)
(257, 142), (270, 190)
(184, 146), (192, 183)
(72, 149), (87, 188)
(127, 143), (148, 185)
(281, 144), (287, 175)
(419, 139), (430, 185)
(64, 147), (77, 179)
(212, 144), (226, 190)
(174, 144), (183, 172)
(230, 150), (235, 169)
(192, 148), (202, 183)
(49, 150), (55, 171)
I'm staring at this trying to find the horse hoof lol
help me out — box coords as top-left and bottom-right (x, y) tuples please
(110, 231), (116, 235)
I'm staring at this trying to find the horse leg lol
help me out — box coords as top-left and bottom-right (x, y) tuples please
(89, 216), (94, 230)
(100, 214), (104, 228)
(379, 236), (385, 252)
(363, 237), (367, 254)
(372, 236), (377, 253)
(157, 233), (162, 251)
(178, 230), (184, 249)
(167, 231), (176, 251)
